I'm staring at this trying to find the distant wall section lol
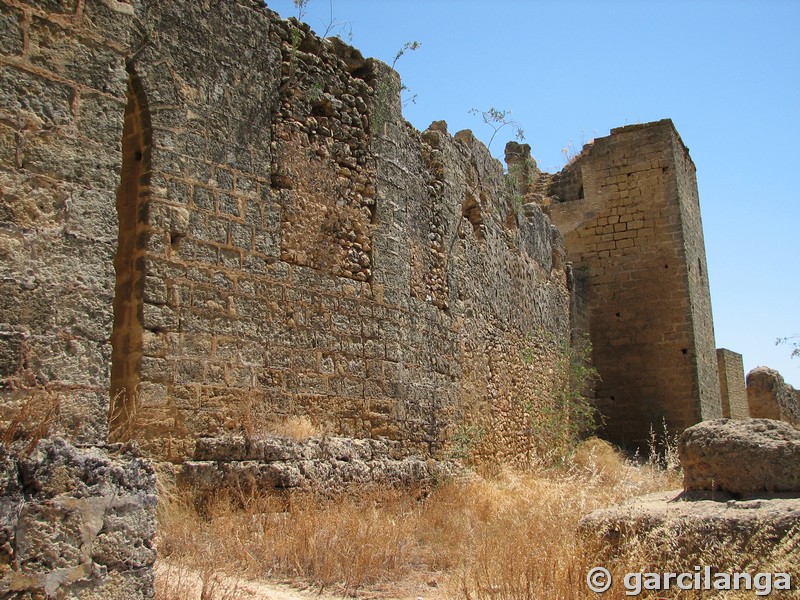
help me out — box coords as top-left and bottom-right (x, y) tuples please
(716, 348), (749, 419)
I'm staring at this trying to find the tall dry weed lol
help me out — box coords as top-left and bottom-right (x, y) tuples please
(266, 415), (318, 441)
(155, 562), (244, 600)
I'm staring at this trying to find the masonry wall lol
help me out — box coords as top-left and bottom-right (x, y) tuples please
(716, 348), (749, 419)
(1, 0), (571, 464)
(548, 121), (722, 448)
(672, 134), (720, 421)
(124, 2), (570, 463)
(0, 0), (137, 444)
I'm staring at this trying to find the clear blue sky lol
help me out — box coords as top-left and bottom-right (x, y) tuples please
(266, 0), (800, 387)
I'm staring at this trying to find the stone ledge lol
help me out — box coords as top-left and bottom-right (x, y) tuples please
(181, 435), (467, 494)
(580, 489), (800, 549)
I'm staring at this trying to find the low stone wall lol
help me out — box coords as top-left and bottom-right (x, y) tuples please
(0, 438), (156, 599)
(179, 435), (466, 497)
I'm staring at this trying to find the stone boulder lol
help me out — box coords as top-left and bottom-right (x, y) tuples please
(0, 438), (156, 599)
(679, 419), (800, 494)
(580, 418), (800, 564)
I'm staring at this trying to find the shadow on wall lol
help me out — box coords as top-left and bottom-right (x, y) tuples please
(110, 70), (151, 441)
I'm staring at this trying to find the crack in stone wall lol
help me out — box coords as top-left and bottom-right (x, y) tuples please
(110, 74), (151, 438)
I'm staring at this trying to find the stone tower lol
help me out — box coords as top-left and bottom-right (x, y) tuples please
(548, 120), (722, 448)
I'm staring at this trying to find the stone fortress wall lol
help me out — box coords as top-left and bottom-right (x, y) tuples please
(3, 0), (796, 469)
(0, 0), (572, 467)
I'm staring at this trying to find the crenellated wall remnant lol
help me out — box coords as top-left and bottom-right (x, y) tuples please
(548, 121), (723, 448)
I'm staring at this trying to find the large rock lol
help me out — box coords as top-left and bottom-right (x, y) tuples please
(679, 419), (800, 494)
(0, 438), (157, 599)
(581, 418), (800, 564)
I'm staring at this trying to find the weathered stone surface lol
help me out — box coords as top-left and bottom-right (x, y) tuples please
(0, 0), (133, 446)
(747, 366), (800, 427)
(72, 0), (569, 464)
(580, 489), (800, 550)
(679, 419), (800, 494)
(0, 438), (157, 599)
(182, 435), (466, 494)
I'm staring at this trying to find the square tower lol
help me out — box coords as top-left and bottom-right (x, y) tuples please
(549, 120), (722, 448)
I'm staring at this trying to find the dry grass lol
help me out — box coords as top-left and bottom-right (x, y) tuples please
(266, 415), (318, 441)
(156, 439), (663, 598)
(156, 437), (798, 598)
(155, 563), (245, 600)
(1, 376), (61, 455)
